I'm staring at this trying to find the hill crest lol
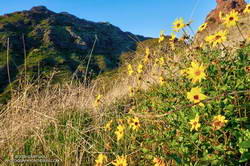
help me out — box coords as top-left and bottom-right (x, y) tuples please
(0, 6), (149, 102)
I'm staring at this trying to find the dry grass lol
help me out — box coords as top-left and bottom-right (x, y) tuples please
(0, 32), (244, 164)
(0, 41), (184, 161)
(0, 37), (248, 164)
(0, 83), (92, 149)
(0, 40), (189, 160)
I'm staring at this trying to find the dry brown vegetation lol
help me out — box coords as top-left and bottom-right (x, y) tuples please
(0, 39), (182, 161)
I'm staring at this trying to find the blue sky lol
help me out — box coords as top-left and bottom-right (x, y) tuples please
(0, 0), (249, 37)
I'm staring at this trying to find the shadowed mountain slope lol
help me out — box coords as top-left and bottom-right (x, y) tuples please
(0, 6), (149, 103)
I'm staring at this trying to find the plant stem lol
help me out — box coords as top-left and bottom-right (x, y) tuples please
(22, 33), (27, 85)
(220, 42), (227, 50)
(6, 38), (11, 87)
(182, 29), (193, 44)
(188, 25), (195, 36)
(84, 35), (98, 86)
(236, 23), (246, 41)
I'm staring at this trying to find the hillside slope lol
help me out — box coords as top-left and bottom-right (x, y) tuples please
(0, 34), (249, 165)
(0, 6), (148, 103)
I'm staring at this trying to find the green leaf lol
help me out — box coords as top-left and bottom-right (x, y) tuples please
(239, 139), (250, 149)
(246, 125), (250, 130)
(235, 117), (248, 122)
(213, 144), (224, 152)
(239, 152), (250, 163)
(141, 148), (149, 153)
(225, 104), (234, 111)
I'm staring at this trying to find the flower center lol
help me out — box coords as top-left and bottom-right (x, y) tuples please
(155, 158), (164, 164)
(193, 121), (197, 126)
(215, 35), (221, 40)
(214, 121), (222, 127)
(246, 66), (250, 71)
(193, 95), (199, 100)
(229, 16), (234, 21)
(177, 23), (180, 27)
(195, 70), (201, 76)
(134, 122), (139, 126)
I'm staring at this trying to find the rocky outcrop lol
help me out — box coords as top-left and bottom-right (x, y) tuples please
(194, 0), (248, 45)
(206, 0), (247, 24)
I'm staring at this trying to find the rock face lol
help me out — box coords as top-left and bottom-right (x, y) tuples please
(0, 6), (149, 102)
(194, 0), (247, 45)
(206, 0), (247, 24)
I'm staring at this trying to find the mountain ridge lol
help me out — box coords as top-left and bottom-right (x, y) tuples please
(0, 6), (149, 103)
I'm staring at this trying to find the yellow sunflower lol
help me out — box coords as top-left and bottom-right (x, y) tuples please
(127, 64), (134, 76)
(212, 115), (228, 130)
(205, 34), (215, 45)
(128, 117), (140, 130)
(244, 4), (250, 14)
(146, 47), (150, 56)
(137, 64), (143, 74)
(159, 30), (165, 43)
(159, 76), (166, 86)
(172, 18), (185, 32)
(212, 30), (228, 47)
(198, 22), (207, 32)
(95, 154), (108, 166)
(159, 57), (164, 66)
(137, 75), (143, 85)
(169, 32), (176, 41)
(129, 86), (135, 97)
(189, 115), (201, 131)
(112, 155), (127, 166)
(179, 68), (188, 76)
(223, 10), (239, 27)
(94, 94), (102, 107)
(187, 87), (207, 107)
(186, 61), (206, 83)
(153, 157), (165, 166)
(143, 56), (149, 64)
(114, 124), (125, 141)
(205, 30), (228, 47)
(245, 66), (250, 72)
(104, 120), (113, 131)
(143, 48), (150, 64)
